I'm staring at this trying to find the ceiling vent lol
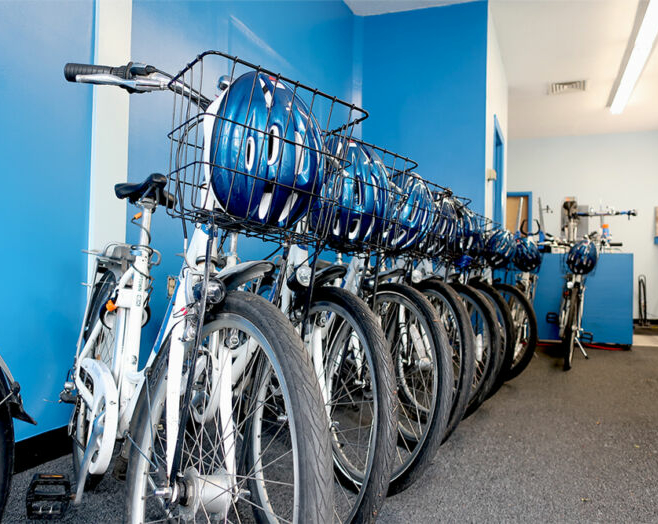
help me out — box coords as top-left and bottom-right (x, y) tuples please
(548, 80), (587, 95)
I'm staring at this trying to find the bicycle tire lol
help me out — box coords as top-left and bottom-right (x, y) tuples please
(72, 270), (117, 490)
(468, 279), (514, 398)
(493, 283), (538, 380)
(308, 286), (397, 524)
(415, 278), (476, 443)
(373, 283), (452, 495)
(125, 291), (333, 524)
(450, 283), (501, 417)
(0, 390), (14, 519)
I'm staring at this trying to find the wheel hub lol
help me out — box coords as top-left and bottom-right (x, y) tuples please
(178, 467), (233, 520)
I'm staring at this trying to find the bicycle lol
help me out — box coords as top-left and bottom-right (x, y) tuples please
(59, 51), (368, 522)
(224, 229), (398, 523)
(383, 189), (477, 443)
(411, 193), (501, 419)
(551, 207), (634, 370)
(492, 221), (542, 381)
(329, 163), (454, 495)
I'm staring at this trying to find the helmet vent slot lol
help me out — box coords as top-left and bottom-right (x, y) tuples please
(267, 125), (281, 166)
(278, 193), (297, 223)
(294, 132), (306, 175)
(245, 137), (256, 172)
(258, 191), (273, 220)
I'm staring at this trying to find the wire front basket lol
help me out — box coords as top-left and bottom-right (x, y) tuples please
(437, 196), (493, 270)
(313, 138), (419, 255)
(165, 50), (367, 245)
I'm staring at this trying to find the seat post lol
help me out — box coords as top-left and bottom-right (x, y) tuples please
(137, 199), (155, 249)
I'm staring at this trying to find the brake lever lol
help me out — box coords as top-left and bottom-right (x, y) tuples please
(75, 73), (170, 93)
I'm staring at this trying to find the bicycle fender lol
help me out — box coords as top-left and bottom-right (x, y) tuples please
(218, 261), (275, 291)
(0, 355), (36, 424)
(166, 322), (187, 477)
(313, 264), (347, 288)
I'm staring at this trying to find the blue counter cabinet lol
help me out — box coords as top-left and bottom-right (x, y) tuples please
(532, 253), (633, 345)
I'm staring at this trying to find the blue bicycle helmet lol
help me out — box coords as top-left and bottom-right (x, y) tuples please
(566, 239), (598, 275)
(458, 207), (483, 257)
(314, 137), (390, 245)
(385, 173), (433, 251)
(425, 194), (457, 255)
(204, 71), (324, 228)
(484, 229), (516, 269)
(451, 206), (470, 255)
(513, 237), (541, 272)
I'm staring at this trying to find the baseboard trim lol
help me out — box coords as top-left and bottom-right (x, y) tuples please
(14, 426), (70, 474)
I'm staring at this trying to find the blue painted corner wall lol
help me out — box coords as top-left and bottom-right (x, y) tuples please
(361, 1), (489, 214)
(127, 0), (359, 355)
(1, 0), (493, 441)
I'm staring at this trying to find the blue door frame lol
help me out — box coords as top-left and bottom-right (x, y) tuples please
(507, 191), (533, 232)
(493, 115), (504, 226)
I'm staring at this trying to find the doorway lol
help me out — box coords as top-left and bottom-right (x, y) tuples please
(493, 115), (505, 226)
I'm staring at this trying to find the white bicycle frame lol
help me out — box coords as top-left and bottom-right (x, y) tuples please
(226, 237), (360, 414)
(71, 188), (247, 504)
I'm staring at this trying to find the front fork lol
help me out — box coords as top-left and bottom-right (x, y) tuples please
(163, 223), (240, 508)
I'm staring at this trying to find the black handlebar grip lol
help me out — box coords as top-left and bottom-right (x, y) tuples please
(64, 63), (128, 82)
(609, 242), (623, 247)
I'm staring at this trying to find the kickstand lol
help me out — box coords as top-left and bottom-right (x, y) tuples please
(576, 337), (589, 359)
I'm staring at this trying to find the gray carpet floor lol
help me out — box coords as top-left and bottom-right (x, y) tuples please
(4, 344), (658, 523)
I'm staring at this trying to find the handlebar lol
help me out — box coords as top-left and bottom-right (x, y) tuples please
(64, 60), (211, 108)
(574, 209), (637, 219)
(64, 62), (157, 82)
(519, 218), (542, 237)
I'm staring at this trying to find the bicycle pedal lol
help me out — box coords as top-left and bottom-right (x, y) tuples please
(546, 312), (558, 324)
(25, 473), (72, 520)
(581, 332), (594, 344)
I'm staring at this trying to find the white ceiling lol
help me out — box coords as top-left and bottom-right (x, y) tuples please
(344, 0), (471, 16)
(491, 0), (658, 139)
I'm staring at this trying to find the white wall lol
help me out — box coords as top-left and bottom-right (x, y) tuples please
(508, 130), (658, 319)
(484, 6), (508, 221)
(88, 0), (131, 279)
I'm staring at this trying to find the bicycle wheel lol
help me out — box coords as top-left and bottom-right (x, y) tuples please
(415, 278), (475, 443)
(373, 283), (452, 495)
(125, 291), (332, 524)
(563, 289), (578, 371)
(71, 270), (117, 489)
(0, 390), (14, 519)
(493, 283), (538, 380)
(306, 287), (396, 524)
(450, 283), (501, 417)
(468, 279), (514, 398)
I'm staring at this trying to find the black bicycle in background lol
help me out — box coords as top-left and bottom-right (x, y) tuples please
(0, 355), (36, 518)
(548, 207), (635, 370)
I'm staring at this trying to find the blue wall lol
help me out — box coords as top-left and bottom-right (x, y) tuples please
(361, 1), (489, 213)
(0, 1), (95, 440)
(1, 0), (493, 440)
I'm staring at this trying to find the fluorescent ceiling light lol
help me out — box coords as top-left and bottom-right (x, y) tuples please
(610, 0), (658, 114)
